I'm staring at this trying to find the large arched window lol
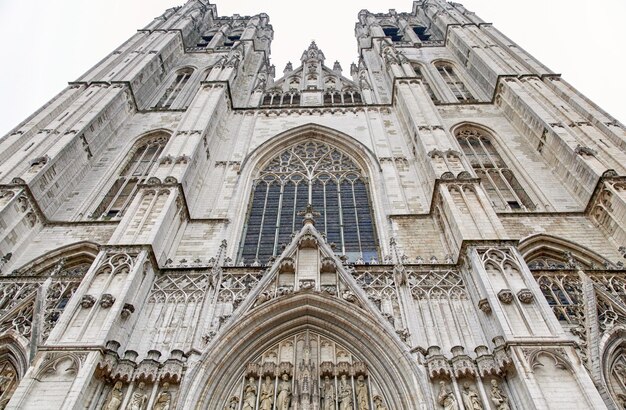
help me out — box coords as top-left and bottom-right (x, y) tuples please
(154, 67), (194, 109)
(94, 133), (169, 219)
(456, 126), (534, 211)
(239, 141), (379, 265)
(434, 62), (474, 102)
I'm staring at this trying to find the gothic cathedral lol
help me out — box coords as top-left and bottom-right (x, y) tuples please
(0, 1), (625, 409)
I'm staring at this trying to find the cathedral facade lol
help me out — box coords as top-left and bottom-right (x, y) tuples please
(0, 0), (625, 408)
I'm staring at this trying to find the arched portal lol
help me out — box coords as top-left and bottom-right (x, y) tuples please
(179, 293), (428, 409)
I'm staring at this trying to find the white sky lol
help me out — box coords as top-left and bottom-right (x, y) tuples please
(0, 0), (624, 136)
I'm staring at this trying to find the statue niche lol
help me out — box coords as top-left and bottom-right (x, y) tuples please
(224, 331), (389, 409)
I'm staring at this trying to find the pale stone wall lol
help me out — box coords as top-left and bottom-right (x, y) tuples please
(0, 1), (624, 409)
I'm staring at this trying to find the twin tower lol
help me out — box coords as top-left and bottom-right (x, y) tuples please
(0, 1), (625, 409)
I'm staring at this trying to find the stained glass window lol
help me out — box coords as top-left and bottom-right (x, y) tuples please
(239, 141), (379, 265)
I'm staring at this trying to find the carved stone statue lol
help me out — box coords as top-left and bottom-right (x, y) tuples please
(103, 381), (124, 410)
(461, 382), (483, 410)
(128, 382), (148, 410)
(489, 380), (510, 410)
(259, 376), (275, 410)
(322, 376), (335, 410)
(153, 383), (171, 410)
(339, 375), (353, 410)
(356, 375), (368, 410)
(225, 397), (239, 410)
(373, 396), (388, 410)
(276, 374), (292, 410)
(242, 377), (257, 410)
(437, 381), (459, 410)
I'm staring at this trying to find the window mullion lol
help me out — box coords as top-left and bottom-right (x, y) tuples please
(163, 76), (182, 108)
(291, 183), (299, 233)
(145, 144), (163, 176)
(115, 179), (143, 216)
(273, 183), (285, 257)
(103, 178), (127, 216)
(478, 139), (498, 167)
(486, 170), (509, 209)
(323, 182), (328, 237)
(337, 182), (346, 255)
(351, 182), (363, 257)
(499, 170), (527, 210)
(126, 145), (150, 177)
(465, 138), (483, 169)
(255, 183), (271, 261)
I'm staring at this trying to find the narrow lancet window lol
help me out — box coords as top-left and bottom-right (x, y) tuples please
(155, 68), (194, 109)
(412, 64), (439, 103)
(435, 62), (474, 102)
(456, 127), (534, 211)
(94, 133), (169, 219)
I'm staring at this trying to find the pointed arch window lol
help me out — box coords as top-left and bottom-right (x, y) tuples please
(322, 90), (362, 106)
(94, 133), (169, 219)
(456, 127), (534, 211)
(434, 62), (474, 102)
(239, 141), (379, 265)
(154, 67), (194, 109)
(411, 64), (439, 103)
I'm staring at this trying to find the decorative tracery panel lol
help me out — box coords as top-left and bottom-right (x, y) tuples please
(240, 141), (378, 265)
(535, 273), (584, 324)
(353, 269), (402, 332)
(225, 331), (388, 410)
(132, 273), (211, 354)
(607, 348), (626, 408)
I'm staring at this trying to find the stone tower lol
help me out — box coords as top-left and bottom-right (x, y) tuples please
(0, 0), (625, 409)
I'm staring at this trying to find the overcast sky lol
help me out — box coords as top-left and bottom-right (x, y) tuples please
(0, 0), (624, 136)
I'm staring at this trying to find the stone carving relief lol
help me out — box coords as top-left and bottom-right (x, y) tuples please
(81, 294), (96, 309)
(408, 269), (466, 301)
(97, 344), (184, 409)
(489, 380), (510, 410)
(142, 273), (210, 353)
(35, 352), (87, 380)
(128, 381), (149, 409)
(225, 331), (388, 409)
(425, 341), (512, 381)
(153, 382), (172, 410)
(497, 289), (513, 304)
(461, 382), (483, 410)
(0, 361), (18, 409)
(100, 293), (116, 309)
(437, 380), (458, 409)
(103, 381), (124, 410)
(217, 270), (263, 311)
